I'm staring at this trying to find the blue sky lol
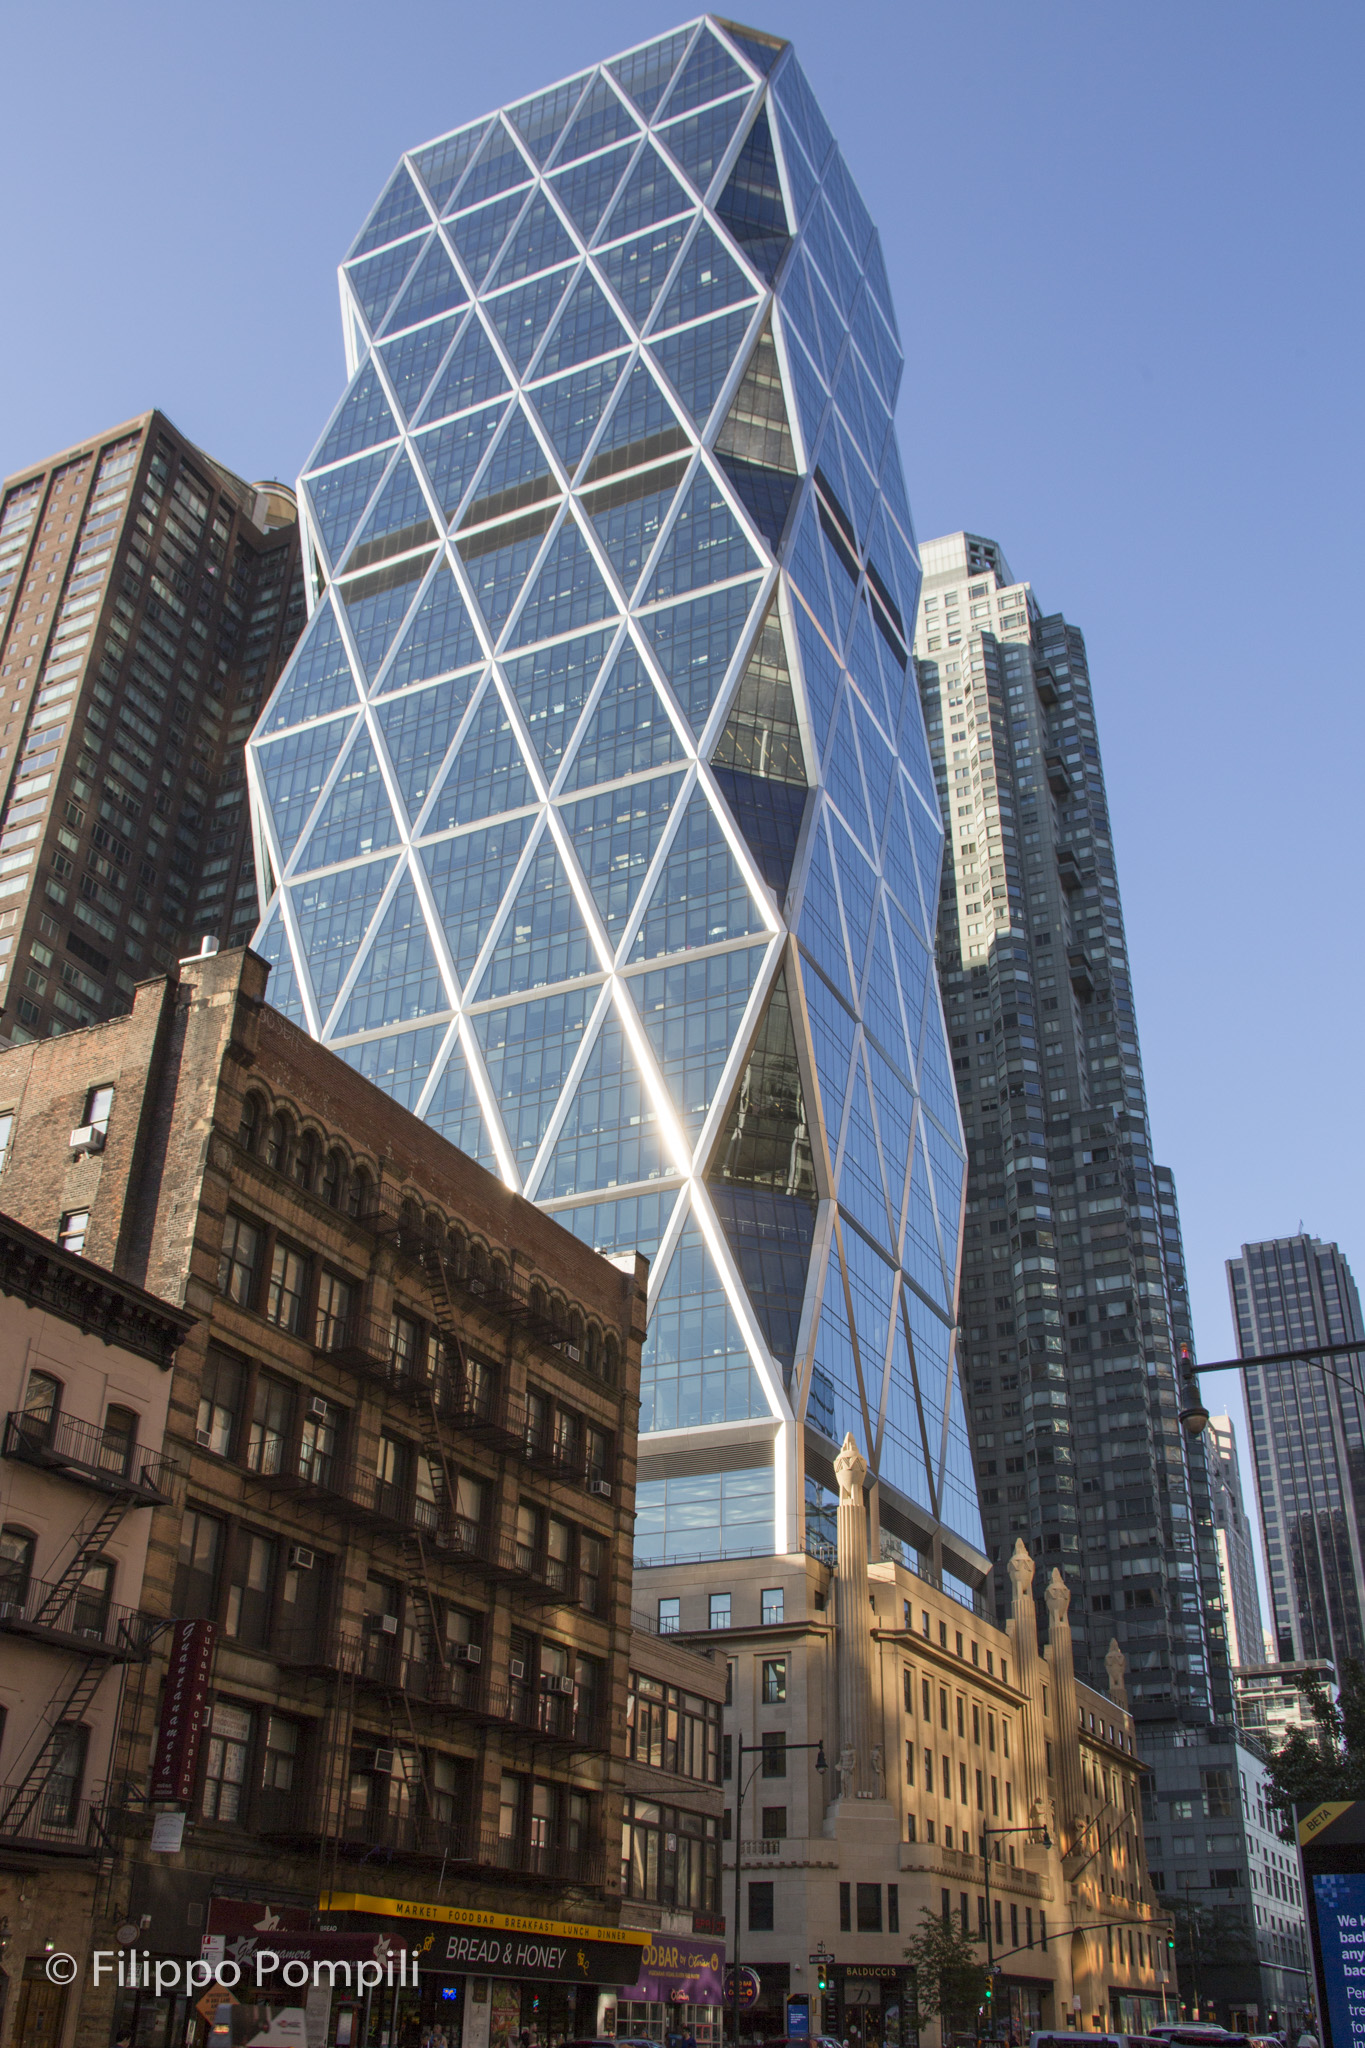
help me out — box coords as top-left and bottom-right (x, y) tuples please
(3, 0), (1361, 1597)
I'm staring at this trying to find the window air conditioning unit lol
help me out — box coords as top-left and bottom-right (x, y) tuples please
(452, 1643), (482, 1666)
(289, 1546), (315, 1570)
(562, 1343), (581, 1363)
(309, 1396), (329, 1418)
(195, 1428), (213, 1448)
(379, 1613), (398, 1634)
(543, 1673), (574, 1696)
(373, 1750), (395, 1775)
(509, 1657), (526, 1681)
(69, 1125), (105, 1154)
(588, 1478), (612, 1500)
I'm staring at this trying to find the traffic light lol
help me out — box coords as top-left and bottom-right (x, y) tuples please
(1167, 1937), (1176, 1953)
(817, 1963), (828, 1994)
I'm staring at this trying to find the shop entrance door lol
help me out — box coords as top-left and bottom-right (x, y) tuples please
(16, 1972), (67, 2046)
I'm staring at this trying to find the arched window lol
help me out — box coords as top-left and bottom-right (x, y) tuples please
(72, 1558), (114, 1640)
(294, 1133), (320, 1192)
(100, 1406), (138, 1481)
(0, 1527), (36, 1608)
(322, 1150), (345, 1210)
(347, 1166), (372, 1222)
(264, 1113), (290, 1173)
(238, 1092), (264, 1153)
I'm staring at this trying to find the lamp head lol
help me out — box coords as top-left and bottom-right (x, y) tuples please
(1177, 1342), (1210, 1437)
(815, 1740), (827, 1773)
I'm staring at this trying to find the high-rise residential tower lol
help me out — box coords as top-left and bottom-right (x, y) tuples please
(246, 20), (983, 1587)
(0, 414), (304, 1036)
(1206, 1412), (1265, 1672)
(1228, 1234), (1365, 1668)
(913, 532), (1228, 1718)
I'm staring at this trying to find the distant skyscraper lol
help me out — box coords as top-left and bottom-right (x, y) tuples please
(1228, 1235), (1365, 1668)
(1206, 1413), (1265, 1670)
(913, 531), (1229, 1719)
(246, 20), (982, 1582)
(0, 413), (303, 1035)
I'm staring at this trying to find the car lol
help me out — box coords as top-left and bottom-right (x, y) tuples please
(1029, 2034), (1169, 2048)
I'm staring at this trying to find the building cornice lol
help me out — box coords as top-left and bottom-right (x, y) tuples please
(0, 1208), (194, 1369)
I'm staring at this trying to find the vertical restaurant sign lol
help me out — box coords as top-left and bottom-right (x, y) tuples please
(150, 1618), (216, 1802)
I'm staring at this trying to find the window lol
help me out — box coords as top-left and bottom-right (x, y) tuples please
(174, 1508), (224, 1618)
(20, 1369), (60, 1441)
(293, 1132), (319, 1191)
(857, 1883), (882, 1932)
(658, 1597), (680, 1636)
(840, 1882), (851, 1931)
(197, 1352), (245, 1458)
(315, 1271), (353, 1351)
(218, 1214), (262, 1306)
(888, 1883), (899, 1933)
(580, 1531), (605, 1616)
(262, 1715), (299, 1791)
(321, 1149), (345, 1208)
(762, 1659), (787, 1704)
(760, 1732), (786, 1778)
(83, 1084), (114, 1133)
(43, 1723), (88, 1825)
(389, 1309), (420, 1376)
(100, 1405), (137, 1479)
(225, 1532), (276, 1648)
(58, 1209), (89, 1255)
(710, 1593), (731, 1629)
(247, 1374), (292, 1476)
(267, 1242), (309, 1332)
(0, 1112), (13, 1171)
(298, 1397), (338, 1488)
(202, 1700), (253, 1821)
(0, 1526), (36, 1607)
(238, 1092), (263, 1152)
(748, 1881), (774, 1932)
(761, 1805), (787, 1839)
(264, 1113), (289, 1172)
(761, 1587), (784, 1625)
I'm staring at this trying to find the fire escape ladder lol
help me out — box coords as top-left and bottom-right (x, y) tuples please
(0, 1656), (110, 1837)
(30, 1498), (133, 1625)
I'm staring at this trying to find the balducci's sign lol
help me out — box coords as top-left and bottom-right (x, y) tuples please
(319, 1895), (649, 1986)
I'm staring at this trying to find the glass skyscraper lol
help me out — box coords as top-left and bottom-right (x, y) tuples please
(246, 19), (983, 1585)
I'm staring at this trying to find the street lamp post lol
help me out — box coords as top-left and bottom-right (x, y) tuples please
(1174, 1338), (1365, 1439)
(980, 1824), (1051, 2040)
(732, 1734), (827, 2048)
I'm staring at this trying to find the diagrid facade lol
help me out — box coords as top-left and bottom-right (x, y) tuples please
(247, 18), (982, 1583)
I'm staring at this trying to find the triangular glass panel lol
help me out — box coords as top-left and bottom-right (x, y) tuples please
(864, 231), (900, 343)
(649, 307), (751, 430)
(711, 768), (807, 899)
(630, 785), (765, 961)
(861, 903), (911, 1078)
(305, 450), (389, 567)
(888, 899), (930, 1062)
(457, 509), (557, 640)
(725, 27), (783, 74)
(487, 266), (574, 375)
(631, 941), (765, 1137)
(854, 693), (894, 844)
(289, 857), (397, 1027)
(458, 118), (533, 211)
(448, 188), (528, 288)
(558, 77), (639, 164)
(534, 272), (628, 377)
(378, 314), (463, 421)
(558, 770), (684, 947)
(609, 30), (691, 120)
(904, 1122), (948, 1310)
(807, 196), (860, 319)
(420, 815), (534, 989)
(427, 680), (534, 829)
(654, 222), (751, 328)
(377, 559), (483, 694)
(916, 1011), (959, 1139)
(660, 26), (747, 117)
(850, 284), (899, 411)
(800, 960), (856, 1153)
(865, 1036), (912, 1225)
(805, 259), (848, 384)
(796, 813), (854, 1005)
(583, 357), (688, 475)
(487, 194), (577, 289)
(334, 873), (448, 1035)
(641, 579), (758, 735)
(881, 786), (928, 935)
(506, 514), (614, 646)
(583, 454), (690, 597)
(657, 96), (747, 197)
(778, 129), (818, 230)
(503, 628), (615, 773)
(792, 600), (840, 760)
(346, 235), (426, 330)
(418, 321), (510, 426)
(601, 145), (690, 241)
(823, 694), (873, 848)
(638, 1213), (769, 1431)
(298, 728), (401, 871)
(539, 1001), (668, 1198)
(639, 466), (757, 602)
(343, 454), (437, 576)
(548, 1188), (679, 1262)
(311, 363), (399, 470)
(824, 149), (874, 262)
(773, 54), (835, 175)
(413, 404), (508, 523)
(475, 986), (600, 1173)
(377, 673), (482, 818)
(720, 465), (798, 554)
(829, 815), (876, 986)
(417, 1031), (498, 1170)
(710, 1172), (815, 1371)
(474, 830), (596, 997)
(548, 142), (634, 240)
(462, 403), (553, 519)
(712, 600), (805, 783)
(904, 785), (944, 914)
(940, 1369), (985, 1552)
(336, 1023), (447, 1114)
(340, 553), (433, 683)
(529, 356), (628, 475)
(847, 593), (895, 735)
(596, 220), (689, 324)
(412, 125), (488, 213)
(885, 1312), (934, 1512)
(715, 109), (790, 283)
(838, 1053), (894, 1253)
(844, 1221), (898, 1388)
(714, 319), (798, 539)
(351, 165), (430, 259)
(260, 596), (360, 733)
(563, 642), (683, 789)
(383, 237), (468, 334)
(784, 330), (829, 452)
(923, 1114), (964, 1275)
(787, 498), (839, 649)
(253, 904), (307, 1026)
(508, 73), (589, 165)
(256, 715), (355, 866)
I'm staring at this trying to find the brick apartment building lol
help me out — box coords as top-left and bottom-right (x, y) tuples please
(0, 943), (647, 2048)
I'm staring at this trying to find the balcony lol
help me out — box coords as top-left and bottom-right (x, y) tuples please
(3, 1411), (174, 1502)
(0, 1783), (108, 1859)
(1045, 751), (1071, 794)
(255, 1794), (607, 1888)
(0, 1576), (155, 1656)
(460, 1825), (608, 1890)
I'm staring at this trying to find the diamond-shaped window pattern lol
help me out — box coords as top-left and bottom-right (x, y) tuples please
(254, 39), (976, 1565)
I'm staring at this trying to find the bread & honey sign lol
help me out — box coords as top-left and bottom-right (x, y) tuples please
(318, 1895), (650, 1985)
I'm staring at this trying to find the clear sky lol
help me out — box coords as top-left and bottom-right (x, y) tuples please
(3, 0), (1361, 1599)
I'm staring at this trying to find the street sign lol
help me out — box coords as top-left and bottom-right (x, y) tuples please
(809, 1950), (834, 1965)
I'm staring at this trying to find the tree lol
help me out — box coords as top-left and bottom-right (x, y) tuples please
(1264, 1659), (1365, 1838)
(902, 1908), (992, 2038)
